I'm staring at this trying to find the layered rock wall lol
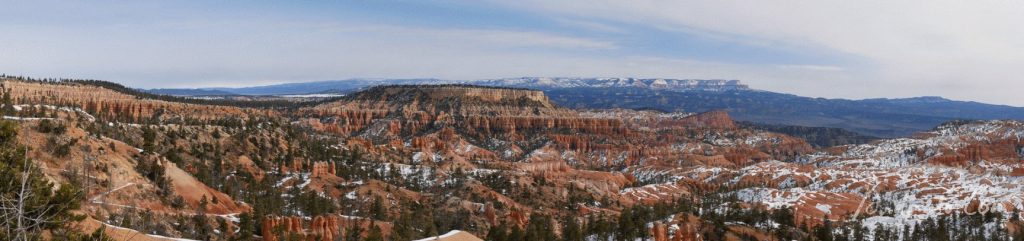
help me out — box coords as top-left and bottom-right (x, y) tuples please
(2, 80), (272, 122)
(262, 215), (344, 241)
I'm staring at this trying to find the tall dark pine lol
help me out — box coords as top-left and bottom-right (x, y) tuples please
(0, 121), (86, 240)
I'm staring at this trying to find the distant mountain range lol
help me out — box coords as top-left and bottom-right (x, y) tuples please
(147, 77), (748, 96)
(146, 88), (238, 96)
(147, 77), (1024, 137)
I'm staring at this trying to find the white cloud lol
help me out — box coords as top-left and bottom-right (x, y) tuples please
(0, 19), (618, 87)
(778, 65), (844, 72)
(553, 18), (626, 33)
(373, 26), (618, 50)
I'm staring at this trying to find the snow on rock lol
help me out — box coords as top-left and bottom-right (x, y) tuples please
(815, 203), (832, 214)
(413, 230), (482, 241)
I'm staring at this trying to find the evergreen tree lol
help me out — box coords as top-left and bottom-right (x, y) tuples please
(390, 209), (419, 241)
(235, 212), (254, 241)
(346, 220), (364, 241)
(364, 224), (384, 241)
(507, 225), (525, 241)
(525, 214), (556, 241)
(370, 198), (387, 221)
(67, 227), (114, 241)
(141, 126), (157, 154)
(814, 216), (833, 241)
(1, 89), (13, 116)
(562, 217), (584, 241)
(852, 223), (865, 241)
(0, 121), (86, 240)
(617, 207), (638, 241)
(487, 222), (509, 241)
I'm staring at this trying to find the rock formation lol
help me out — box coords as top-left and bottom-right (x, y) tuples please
(1, 80), (273, 122)
(262, 215), (345, 241)
(651, 221), (669, 241)
(311, 161), (336, 178)
(310, 215), (341, 241)
(262, 216), (304, 241)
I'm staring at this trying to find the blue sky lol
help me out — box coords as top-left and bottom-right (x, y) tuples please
(2, 1), (1023, 106)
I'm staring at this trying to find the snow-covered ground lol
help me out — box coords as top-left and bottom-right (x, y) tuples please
(687, 120), (1024, 229)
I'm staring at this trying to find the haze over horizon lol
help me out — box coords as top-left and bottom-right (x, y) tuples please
(135, 77), (1018, 107)
(3, 1), (1023, 105)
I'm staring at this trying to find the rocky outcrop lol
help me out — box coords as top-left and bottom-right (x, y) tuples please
(1, 79), (273, 122)
(650, 214), (703, 241)
(310, 216), (341, 241)
(483, 202), (498, 225)
(262, 216), (304, 241)
(261, 215), (347, 241)
(311, 161), (336, 178)
(19, 77), (1024, 239)
(300, 85), (635, 142)
(651, 221), (669, 241)
(163, 161), (248, 214)
(675, 222), (700, 241)
(670, 110), (735, 129)
(300, 85), (811, 174)
(343, 85), (554, 108)
(288, 85), (816, 229)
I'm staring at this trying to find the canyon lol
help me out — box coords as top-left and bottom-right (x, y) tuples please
(1, 77), (1022, 240)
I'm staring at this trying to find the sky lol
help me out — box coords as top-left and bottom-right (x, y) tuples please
(1, 1), (1023, 106)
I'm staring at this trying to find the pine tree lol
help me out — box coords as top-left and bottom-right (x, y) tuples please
(852, 223), (865, 241)
(370, 198), (387, 221)
(507, 225), (525, 241)
(935, 216), (950, 241)
(814, 216), (834, 241)
(617, 207), (637, 240)
(772, 206), (796, 227)
(141, 126), (157, 154)
(67, 226), (114, 241)
(487, 222), (509, 241)
(199, 195), (209, 215)
(525, 214), (556, 241)
(364, 224), (384, 241)
(901, 225), (910, 241)
(218, 218), (229, 240)
(1, 89), (13, 116)
(0, 121), (86, 240)
(235, 212), (254, 240)
(390, 210), (416, 241)
(562, 217), (584, 241)
(346, 220), (364, 241)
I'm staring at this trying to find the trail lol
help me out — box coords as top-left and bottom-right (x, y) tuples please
(99, 220), (201, 241)
(90, 182), (135, 202)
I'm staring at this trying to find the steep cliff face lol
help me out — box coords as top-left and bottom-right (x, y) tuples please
(288, 85), (815, 230)
(1, 79), (274, 122)
(296, 84), (1022, 237)
(343, 85), (554, 108)
(299, 86), (633, 169)
(300, 85), (810, 169)
(261, 215), (385, 241)
(673, 110), (735, 129)
(302, 85), (629, 141)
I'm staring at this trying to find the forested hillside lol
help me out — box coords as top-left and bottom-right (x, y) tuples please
(1, 77), (1022, 241)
